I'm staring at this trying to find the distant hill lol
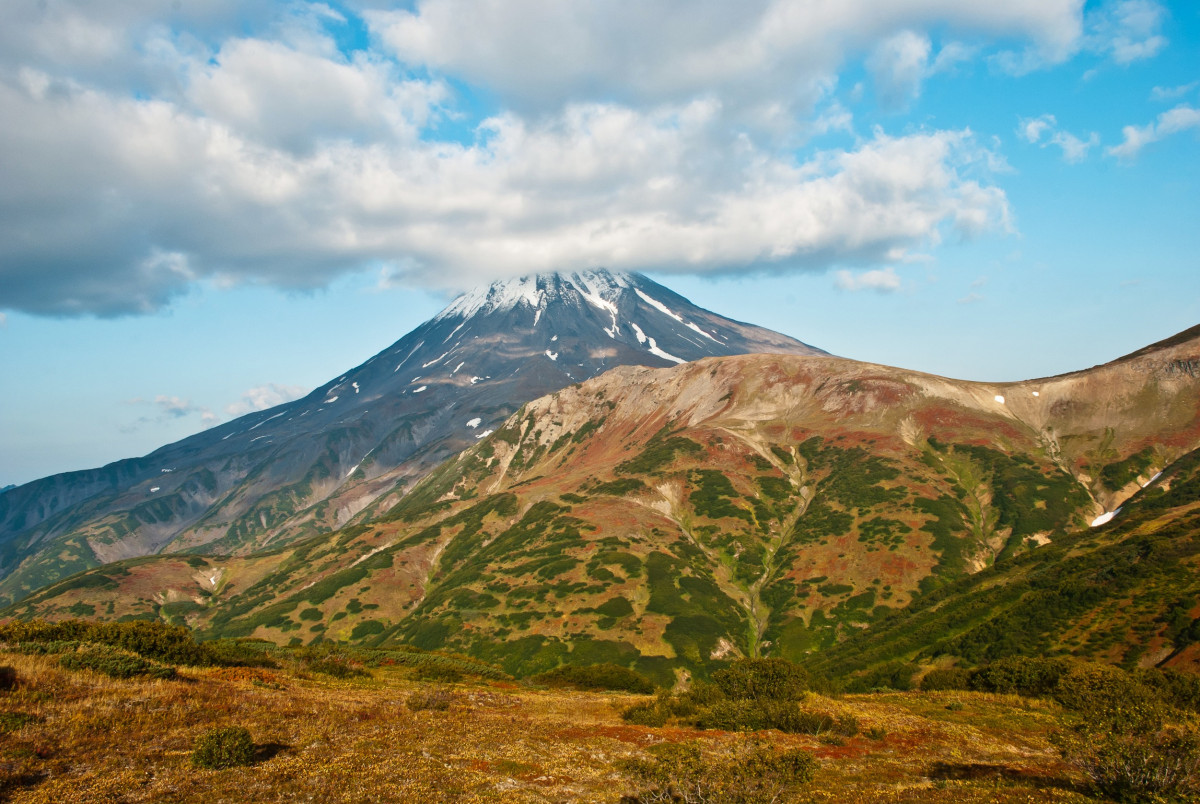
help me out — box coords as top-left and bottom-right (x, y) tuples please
(0, 270), (821, 605)
(8, 322), (1198, 681)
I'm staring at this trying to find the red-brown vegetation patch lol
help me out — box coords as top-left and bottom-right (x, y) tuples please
(913, 404), (1030, 447)
(551, 723), (656, 745)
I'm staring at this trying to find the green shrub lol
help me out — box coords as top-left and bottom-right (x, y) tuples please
(57, 644), (176, 680)
(619, 739), (816, 804)
(622, 700), (671, 727)
(920, 667), (971, 692)
(694, 700), (844, 735)
(306, 658), (369, 679)
(1055, 725), (1200, 802)
(0, 619), (270, 668)
(679, 681), (726, 707)
(532, 663), (654, 694)
(1053, 663), (1164, 733)
(712, 658), (808, 702)
(191, 726), (255, 769)
(968, 656), (1069, 697)
(846, 661), (916, 692)
(413, 665), (464, 683)
(1136, 667), (1200, 714)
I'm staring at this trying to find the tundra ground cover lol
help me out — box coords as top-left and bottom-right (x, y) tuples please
(0, 648), (1126, 804)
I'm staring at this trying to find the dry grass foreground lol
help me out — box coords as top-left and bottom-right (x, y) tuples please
(1, 653), (1099, 803)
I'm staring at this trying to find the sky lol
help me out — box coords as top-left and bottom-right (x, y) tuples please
(1, 0), (1198, 487)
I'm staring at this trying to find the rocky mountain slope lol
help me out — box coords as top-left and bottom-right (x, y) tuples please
(9, 324), (1198, 680)
(0, 271), (822, 605)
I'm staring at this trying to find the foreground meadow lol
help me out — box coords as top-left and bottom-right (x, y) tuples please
(0, 650), (1104, 804)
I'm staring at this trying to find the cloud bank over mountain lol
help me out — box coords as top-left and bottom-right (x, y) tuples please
(0, 0), (1174, 316)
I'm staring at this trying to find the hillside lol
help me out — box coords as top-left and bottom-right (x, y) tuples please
(811, 444), (1200, 682)
(5, 324), (1199, 681)
(0, 270), (821, 606)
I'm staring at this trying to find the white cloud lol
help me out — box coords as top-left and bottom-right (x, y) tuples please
(835, 267), (902, 292)
(1108, 104), (1200, 159)
(0, 65), (1010, 312)
(225, 383), (307, 417)
(369, 0), (1084, 113)
(1018, 114), (1056, 143)
(1, 0), (1084, 317)
(1017, 114), (1099, 163)
(121, 393), (214, 431)
(1086, 0), (1168, 65)
(868, 30), (932, 110)
(1150, 82), (1199, 103)
(155, 395), (203, 418)
(187, 37), (447, 153)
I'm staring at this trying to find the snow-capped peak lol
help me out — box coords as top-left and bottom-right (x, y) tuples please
(434, 269), (632, 322)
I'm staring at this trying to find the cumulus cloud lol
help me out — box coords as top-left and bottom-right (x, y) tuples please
(1017, 114), (1100, 163)
(834, 267), (902, 293)
(368, 0), (1083, 112)
(0, 0), (1089, 317)
(0, 66), (1010, 312)
(225, 383), (307, 417)
(1107, 104), (1200, 159)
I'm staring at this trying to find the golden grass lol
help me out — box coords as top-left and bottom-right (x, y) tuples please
(0, 655), (1099, 803)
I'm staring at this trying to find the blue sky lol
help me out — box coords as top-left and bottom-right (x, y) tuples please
(1, 0), (1198, 487)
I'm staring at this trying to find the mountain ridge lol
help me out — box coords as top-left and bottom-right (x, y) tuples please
(9, 321), (1197, 681)
(0, 270), (822, 604)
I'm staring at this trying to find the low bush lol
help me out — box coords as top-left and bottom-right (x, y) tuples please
(57, 644), (176, 680)
(413, 665), (464, 683)
(845, 661), (917, 693)
(1055, 724), (1200, 802)
(622, 700), (670, 727)
(920, 667), (970, 692)
(306, 658), (369, 680)
(191, 726), (255, 769)
(692, 699), (857, 736)
(619, 739), (816, 804)
(967, 656), (1069, 697)
(1053, 663), (1165, 734)
(0, 620), (273, 668)
(712, 658), (808, 702)
(532, 663), (655, 694)
(1136, 667), (1200, 714)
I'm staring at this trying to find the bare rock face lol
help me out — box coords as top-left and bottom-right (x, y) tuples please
(0, 270), (822, 604)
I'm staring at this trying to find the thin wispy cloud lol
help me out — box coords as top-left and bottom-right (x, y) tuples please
(1017, 114), (1100, 163)
(1150, 82), (1199, 102)
(225, 384), (307, 417)
(835, 267), (902, 293)
(1108, 104), (1200, 159)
